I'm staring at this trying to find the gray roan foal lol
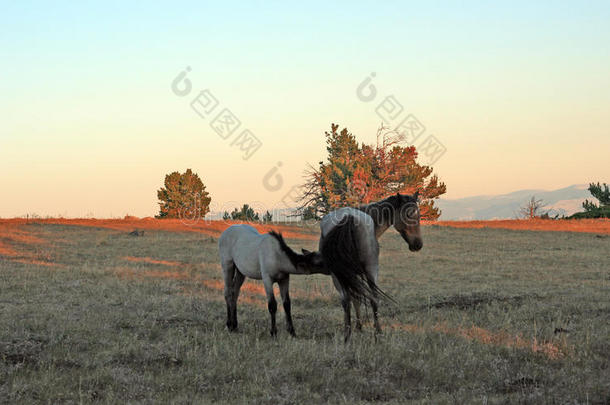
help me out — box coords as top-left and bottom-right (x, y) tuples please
(219, 224), (324, 337)
(319, 192), (423, 342)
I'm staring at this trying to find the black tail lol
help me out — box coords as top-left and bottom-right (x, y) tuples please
(320, 216), (393, 303)
(268, 230), (301, 268)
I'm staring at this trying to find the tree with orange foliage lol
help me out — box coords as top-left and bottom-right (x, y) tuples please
(299, 124), (446, 219)
(156, 169), (211, 219)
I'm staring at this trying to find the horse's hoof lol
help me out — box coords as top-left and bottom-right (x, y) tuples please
(355, 322), (363, 332)
(270, 329), (277, 337)
(288, 329), (296, 337)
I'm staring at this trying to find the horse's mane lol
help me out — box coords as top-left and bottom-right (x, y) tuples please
(357, 195), (400, 225)
(268, 231), (302, 268)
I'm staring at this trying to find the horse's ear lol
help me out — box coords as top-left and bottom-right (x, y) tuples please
(413, 191), (420, 201)
(302, 248), (312, 255)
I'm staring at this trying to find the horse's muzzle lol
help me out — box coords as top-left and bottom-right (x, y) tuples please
(400, 231), (423, 252)
(408, 239), (423, 252)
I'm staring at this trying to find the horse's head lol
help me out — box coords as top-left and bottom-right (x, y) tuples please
(392, 191), (423, 252)
(299, 249), (329, 274)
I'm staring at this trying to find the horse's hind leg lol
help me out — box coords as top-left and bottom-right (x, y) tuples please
(262, 276), (278, 337)
(278, 277), (296, 337)
(231, 269), (246, 331)
(222, 259), (237, 331)
(332, 276), (352, 342)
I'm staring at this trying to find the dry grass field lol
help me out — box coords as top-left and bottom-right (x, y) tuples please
(0, 219), (608, 403)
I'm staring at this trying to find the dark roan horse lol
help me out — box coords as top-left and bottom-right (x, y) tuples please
(319, 192), (423, 342)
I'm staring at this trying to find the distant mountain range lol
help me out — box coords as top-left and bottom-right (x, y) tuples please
(436, 184), (591, 220)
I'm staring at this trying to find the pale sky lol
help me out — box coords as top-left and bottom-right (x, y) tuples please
(1, 1), (609, 217)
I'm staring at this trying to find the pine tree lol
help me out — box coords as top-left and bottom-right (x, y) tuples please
(262, 211), (273, 223)
(570, 182), (610, 218)
(230, 204), (260, 222)
(156, 169), (211, 219)
(583, 182), (610, 211)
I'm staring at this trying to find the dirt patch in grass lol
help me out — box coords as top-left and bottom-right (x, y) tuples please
(391, 321), (567, 359)
(0, 222), (59, 267)
(0, 225), (45, 255)
(430, 218), (610, 234)
(8, 258), (62, 267)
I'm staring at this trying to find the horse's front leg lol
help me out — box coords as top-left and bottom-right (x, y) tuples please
(278, 276), (296, 337)
(262, 276), (278, 337)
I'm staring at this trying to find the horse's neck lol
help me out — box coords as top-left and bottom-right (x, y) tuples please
(358, 201), (394, 240)
(373, 222), (391, 239)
